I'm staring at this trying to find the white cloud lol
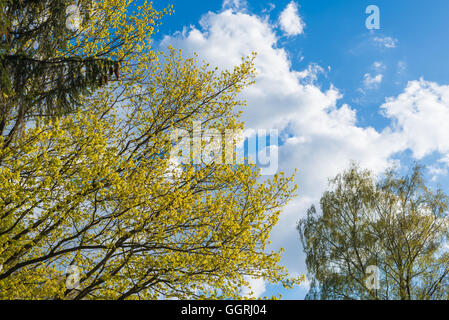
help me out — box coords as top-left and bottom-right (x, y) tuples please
(161, 7), (449, 297)
(262, 3), (276, 15)
(359, 62), (385, 93)
(240, 276), (266, 298)
(161, 9), (305, 130)
(373, 36), (398, 48)
(297, 63), (324, 84)
(428, 165), (448, 181)
(397, 61), (407, 74)
(428, 166), (447, 176)
(279, 1), (305, 36)
(381, 79), (449, 159)
(373, 61), (386, 71)
(440, 154), (449, 166)
(363, 73), (383, 89)
(222, 0), (247, 11)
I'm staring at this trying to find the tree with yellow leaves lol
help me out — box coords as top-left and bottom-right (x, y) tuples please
(0, 0), (302, 299)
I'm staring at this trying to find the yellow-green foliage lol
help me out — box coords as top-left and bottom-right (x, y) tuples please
(0, 1), (302, 299)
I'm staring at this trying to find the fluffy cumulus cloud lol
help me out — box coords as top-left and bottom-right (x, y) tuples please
(279, 1), (305, 36)
(161, 9), (302, 130)
(161, 5), (449, 297)
(381, 79), (449, 159)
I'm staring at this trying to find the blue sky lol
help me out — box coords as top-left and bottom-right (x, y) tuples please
(147, 0), (449, 299)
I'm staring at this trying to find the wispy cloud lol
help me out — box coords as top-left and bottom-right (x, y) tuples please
(222, 0), (247, 11)
(397, 60), (407, 74)
(363, 73), (383, 89)
(373, 36), (398, 48)
(373, 61), (386, 72)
